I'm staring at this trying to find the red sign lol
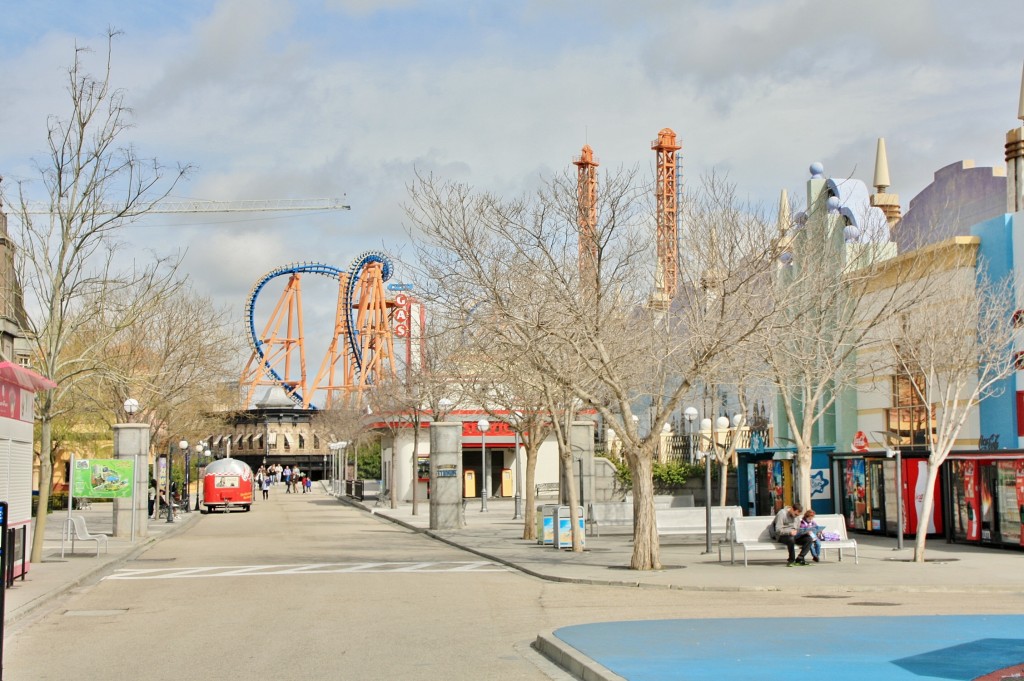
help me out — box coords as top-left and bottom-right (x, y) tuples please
(852, 431), (869, 453)
(462, 420), (514, 439)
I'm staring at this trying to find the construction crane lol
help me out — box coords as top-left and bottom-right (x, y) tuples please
(19, 197), (350, 214)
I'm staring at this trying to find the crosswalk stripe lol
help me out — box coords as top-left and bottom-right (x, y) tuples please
(105, 561), (510, 580)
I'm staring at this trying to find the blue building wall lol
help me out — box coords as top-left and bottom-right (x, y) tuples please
(971, 214), (1017, 448)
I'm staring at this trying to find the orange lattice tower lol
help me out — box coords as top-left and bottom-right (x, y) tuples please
(573, 144), (600, 296)
(651, 128), (682, 304)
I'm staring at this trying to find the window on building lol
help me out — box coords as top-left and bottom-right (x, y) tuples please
(298, 434), (305, 450)
(885, 372), (935, 449)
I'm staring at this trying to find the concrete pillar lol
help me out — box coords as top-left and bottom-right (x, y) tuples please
(564, 421), (595, 509)
(113, 423), (151, 539)
(429, 422), (464, 530)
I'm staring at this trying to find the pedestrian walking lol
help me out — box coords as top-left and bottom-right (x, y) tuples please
(261, 476), (270, 500)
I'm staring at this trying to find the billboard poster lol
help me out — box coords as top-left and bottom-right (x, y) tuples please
(843, 460), (867, 529)
(962, 461), (980, 541)
(72, 458), (134, 498)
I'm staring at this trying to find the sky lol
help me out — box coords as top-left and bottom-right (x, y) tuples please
(1, 0), (1022, 378)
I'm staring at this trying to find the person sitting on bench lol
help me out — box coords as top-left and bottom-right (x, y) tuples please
(774, 503), (813, 566)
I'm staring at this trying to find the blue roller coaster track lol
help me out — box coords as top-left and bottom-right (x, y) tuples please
(244, 251), (393, 408)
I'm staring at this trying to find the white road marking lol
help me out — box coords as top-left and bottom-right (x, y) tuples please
(105, 561), (511, 580)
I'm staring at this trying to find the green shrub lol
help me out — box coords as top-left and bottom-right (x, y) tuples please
(610, 458), (704, 491)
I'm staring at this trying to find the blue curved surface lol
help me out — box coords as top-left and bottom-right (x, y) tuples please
(553, 615), (1024, 680)
(245, 252), (392, 406)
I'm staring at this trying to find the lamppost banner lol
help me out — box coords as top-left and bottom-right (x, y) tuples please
(71, 458), (134, 498)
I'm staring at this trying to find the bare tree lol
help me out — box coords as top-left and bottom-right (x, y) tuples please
(881, 241), (1019, 561)
(72, 282), (243, 448)
(762, 186), (934, 508)
(1, 32), (190, 562)
(406, 169), (778, 569)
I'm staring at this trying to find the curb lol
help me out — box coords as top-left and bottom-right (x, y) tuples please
(534, 630), (626, 681)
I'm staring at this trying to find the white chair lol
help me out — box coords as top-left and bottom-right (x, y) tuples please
(70, 515), (108, 556)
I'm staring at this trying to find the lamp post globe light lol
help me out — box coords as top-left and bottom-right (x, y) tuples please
(684, 407), (698, 463)
(123, 398), (139, 422)
(477, 418), (490, 512)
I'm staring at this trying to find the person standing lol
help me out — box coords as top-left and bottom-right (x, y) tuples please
(148, 478), (157, 518)
(774, 503), (813, 566)
(261, 475), (271, 500)
(282, 465), (292, 493)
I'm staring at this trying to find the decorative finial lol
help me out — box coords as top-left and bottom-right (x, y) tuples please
(809, 162), (824, 179)
(873, 138), (891, 193)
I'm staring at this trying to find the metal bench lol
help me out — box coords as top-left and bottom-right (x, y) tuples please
(587, 501), (633, 536)
(68, 515), (108, 556)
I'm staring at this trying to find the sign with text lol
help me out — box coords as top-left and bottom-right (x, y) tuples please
(72, 459), (134, 498)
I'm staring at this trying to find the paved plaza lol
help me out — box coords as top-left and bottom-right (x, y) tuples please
(7, 488), (1024, 680)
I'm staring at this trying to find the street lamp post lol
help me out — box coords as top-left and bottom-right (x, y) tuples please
(190, 443), (204, 511)
(196, 447), (210, 511)
(477, 419), (490, 512)
(178, 440), (189, 517)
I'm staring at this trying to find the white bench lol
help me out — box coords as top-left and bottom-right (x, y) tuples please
(587, 502), (633, 536)
(535, 482), (559, 498)
(813, 514), (859, 563)
(719, 514), (859, 566)
(656, 506), (742, 539)
(69, 515), (108, 556)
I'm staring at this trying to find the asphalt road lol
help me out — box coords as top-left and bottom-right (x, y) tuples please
(8, 490), (1024, 680)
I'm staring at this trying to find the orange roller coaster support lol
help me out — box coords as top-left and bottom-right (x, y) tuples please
(652, 127), (682, 302)
(241, 271), (309, 407)
(574, 144), (600, 297)
(241, 253), (397, 409)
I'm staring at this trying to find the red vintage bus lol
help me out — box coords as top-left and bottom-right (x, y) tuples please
(201, 458), (253, 513)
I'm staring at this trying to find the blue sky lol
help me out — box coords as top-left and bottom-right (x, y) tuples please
(1, 0), (1022, 365)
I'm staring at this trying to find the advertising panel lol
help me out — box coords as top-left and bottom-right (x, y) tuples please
(962, 461), (980, 541)
(72, 458), (134, 498)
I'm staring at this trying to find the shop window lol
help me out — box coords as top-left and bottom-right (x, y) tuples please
(885, 372), (935, 449)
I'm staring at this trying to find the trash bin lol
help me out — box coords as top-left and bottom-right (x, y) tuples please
(537, 504), (561, 545)
(553, 505), (585, 549)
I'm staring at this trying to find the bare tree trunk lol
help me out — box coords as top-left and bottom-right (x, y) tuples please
(718, 461), (728, 506)
(913, 462), (941, 562)
(796, 442), (813, 508)
(522, 444), (539, 540)
(411, 418), (420, 515)
(390, 441), (398, 509)
(30, 419), (53, 564)
(629, 453), (661, 570)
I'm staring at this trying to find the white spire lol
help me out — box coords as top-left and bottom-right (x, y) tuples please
(873, 138), (891, 193)
(777, 189), (790, 235)
(1018, 61), (1024, 122)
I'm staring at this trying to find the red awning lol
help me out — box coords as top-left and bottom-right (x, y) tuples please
(0, 361), (56, 393)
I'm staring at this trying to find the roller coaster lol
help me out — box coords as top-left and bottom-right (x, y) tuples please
(240, 251), (398, 409)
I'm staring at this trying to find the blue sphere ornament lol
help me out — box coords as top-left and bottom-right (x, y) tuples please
(826, 196), (840, 212)
(809, 162), (824, 178)
(844, 225), (861, 242)
(779, 252), (793, 265)
(794, 211), (808, 226)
